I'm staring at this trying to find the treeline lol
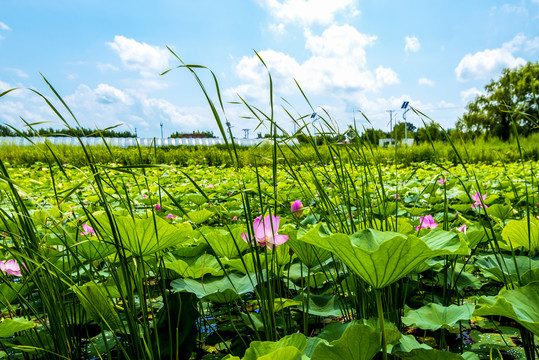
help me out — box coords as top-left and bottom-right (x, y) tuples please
(170, 131), (216, 138)
(0, 125), (136, 138)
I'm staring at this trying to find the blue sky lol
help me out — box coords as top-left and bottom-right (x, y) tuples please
(1, 0), (538, 139)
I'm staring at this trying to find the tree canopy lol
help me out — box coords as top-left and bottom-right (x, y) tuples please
(456, 62), (539, 141)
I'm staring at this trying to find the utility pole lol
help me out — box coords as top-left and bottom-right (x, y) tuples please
(242, 128), (249, 139)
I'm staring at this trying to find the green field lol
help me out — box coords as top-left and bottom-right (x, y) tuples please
(1, 139), (538, 360)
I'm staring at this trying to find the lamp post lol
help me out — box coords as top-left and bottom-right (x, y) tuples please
(401, 101), (410, 145)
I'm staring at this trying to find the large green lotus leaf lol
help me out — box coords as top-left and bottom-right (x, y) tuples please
(188, 209), (213, 224)
(257, 347), (301, 360)
(73, 239), (117, 261)
(311, 324), (401, 360)
(170, 273), (256, 303)
(73, 283), (123, 331)
(402, 303), (475, 331)
(502, 217), (539, 255)
(288, 230), (331, 268)
(475, 254), (539, 283)
(293, 294), (347, 317)
(202, 227), (248, 259)
(165, 253), (223, 278)
(94, 213), (193, 257)
(0, 318), (35, 337)
(0, 283), (29, 308)
(243, 333), (306, 360)
(486, 204), (513, 220)
(473, 282), (539, 335)
(297, 224), (468, 289)
(393, 348), (479, 360)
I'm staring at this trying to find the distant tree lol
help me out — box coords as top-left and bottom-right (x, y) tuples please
(170, 130), (215, 138)
(393, 122), (416, 141)
(414, 121), (447, 143)
(361, 128), (389, 145)
(456, 62), (539, 141)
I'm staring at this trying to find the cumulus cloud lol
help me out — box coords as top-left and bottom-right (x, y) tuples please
(107, 36), (170, 76)
(94, 84), (133, 105)
(228, 25), (396, 102)
(405, 36), (420, 53)
(418, 77), (435, 86)
(97, 63), (120, 72)
(256, 0), (359, 26)
(5, 68), (28, 78)
(0, 22), (11, 31)
(455, 35), (527, 82)
(460, 87), (483, 103)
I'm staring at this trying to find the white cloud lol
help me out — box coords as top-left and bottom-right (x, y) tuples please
(97, 63), (120, 72)
(500, 4), (527, 15)
(5, 68), (28, 78)
(375, 66), (399, 86)
(405, 36), (420, 53)
(107, 36), (170, 77)
(94, 84), (133, 105)
(455, 35), (527, 82)
(0, 22), (10, 31)
(229, 25), (395, 102)
(460, 87), (483, 103)
(525, 37), (539, 53)
(418, 77), (435, 86)
(0, 80), (11, 93)
(257, 0), (359, 26)
(269, 23), (286, 34)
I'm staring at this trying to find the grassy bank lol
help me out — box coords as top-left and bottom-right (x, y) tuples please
(1, 133), (538, 167)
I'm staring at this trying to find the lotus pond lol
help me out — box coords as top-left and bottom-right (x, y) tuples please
(0, 154), (538, 360)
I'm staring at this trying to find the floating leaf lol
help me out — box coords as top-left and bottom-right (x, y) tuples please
(171, 273), (256, 303)
(402, 303), (475, 331)
(165, 253), (224, 278)
(298, 224), (469, 289)
(95, 213), (193, 257)
(474, 282), (539, 336)
(394, 348), (479, 360)
(243, 333), (306, 360)
(311, 324), (401, 360)
(0, 318), (35, 337)
(502, 217), (539, 255)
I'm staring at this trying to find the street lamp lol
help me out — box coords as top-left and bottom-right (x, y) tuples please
(401, 101), (410, 145)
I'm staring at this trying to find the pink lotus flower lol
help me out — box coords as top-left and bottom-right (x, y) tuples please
(471, 192), (488, 209)
(415, 215), (439, 231)
(166, 213), (177, 219)
(80, 223), (95, 236)
(232, 216), (238, 221)
(142, 194), (147, 199)
(155, 203), (162, 211)
(207, 184), (214, 188)
(291, 200), (304, 217)
(0, 259), (23, 277)
(438, 177), (447, 185)
(241, 214), (290, 249)
(456, 224), (467, 234)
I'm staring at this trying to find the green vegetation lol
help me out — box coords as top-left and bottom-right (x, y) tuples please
(170, 130), (216, 138)
(0, 124), (136, 138)
(457, 61), (539, 140)
(0, 57), (538, 360)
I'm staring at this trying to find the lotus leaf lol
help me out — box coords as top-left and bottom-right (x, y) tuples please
(473, 281), (539, 336)
(502, 217), (539, 255)
(393, 348), (479, 360)
(310, 324), (401, 360)
(171, 273), (256, 303)
(0, 318), (35, 337)
(298, 224), (469, 289)
(165, 253), (224, 278)
(402, 303), (475, 331)
(95, 213), (193, 257)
